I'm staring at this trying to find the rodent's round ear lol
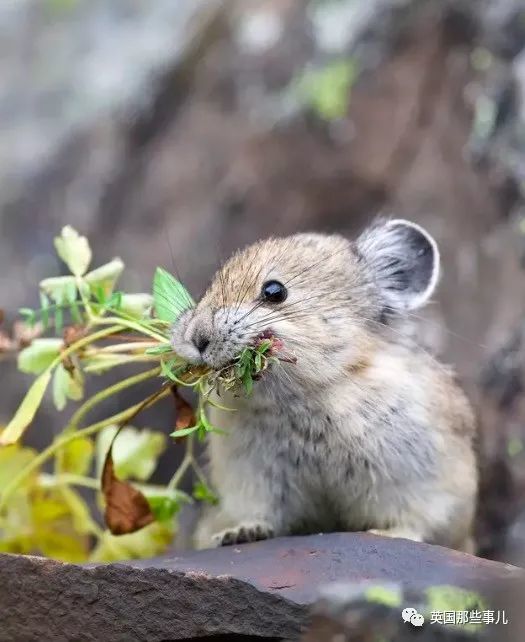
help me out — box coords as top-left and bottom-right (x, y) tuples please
(357, 218), (440, 311)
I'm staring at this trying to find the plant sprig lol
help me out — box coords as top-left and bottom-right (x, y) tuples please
(0, 225), (283, 563)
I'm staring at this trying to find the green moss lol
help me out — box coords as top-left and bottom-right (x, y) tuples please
(425, 585), (487, 632)
(365, 585), (402, 608)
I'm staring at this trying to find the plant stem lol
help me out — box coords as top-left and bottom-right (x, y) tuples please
(82, 355), (160, 374)
(0, 388), (171, 513)
(191, 457), (209, 486)
(95, 317), (168, 342)
(167, 436), (195, 490)
(67, 365), (161, 431)
(40, 473), (100, 490)
(76, 276), (95, 324)
(95, 341), (160, 353)
(51, 324), (125, 369)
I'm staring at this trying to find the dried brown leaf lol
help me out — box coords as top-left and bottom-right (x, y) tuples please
(171, 387), (196, 430)
(63, 325), (87, 347)
(102, 444), (155, 536)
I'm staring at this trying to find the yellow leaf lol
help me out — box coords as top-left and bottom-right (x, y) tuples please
(61, 437), (94, 476)
(35, 528), (89, 563)
(31, 493), (70, 523)
(31, 488), (91, 562)
(0, 487), (33, 545)
(59, 486), (94, 535)
(0, 370), (52, 445)
(0, 444), (38, 489)
(54, 226), (92, 277)
(89, 522), (174, 562)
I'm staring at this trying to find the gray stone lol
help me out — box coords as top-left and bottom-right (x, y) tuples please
(0, 533), (521, 641)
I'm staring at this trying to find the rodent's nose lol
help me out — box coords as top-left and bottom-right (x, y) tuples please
(192, 329), (210, 354)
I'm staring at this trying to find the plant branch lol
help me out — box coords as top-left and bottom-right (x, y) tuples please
(94, 317), (168, 343)
(168, 436), (195, 490)
(52, 324), (125, 369)
(67, 365), (161, 431)
(40, 473), (100, 490)
(0, 388), (171, 513)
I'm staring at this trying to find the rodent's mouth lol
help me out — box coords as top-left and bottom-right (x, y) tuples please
(207, 330), (293, 388)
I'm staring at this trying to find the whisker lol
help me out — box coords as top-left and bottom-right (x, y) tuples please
(235, 299), (266, 325)
(400, 309), (488, 351)
(283, 246), (349, 288)
(152, 290), (193, 314)
(242, 290), (354, 328)
(229, 242), (265, 322)
(232, 244), (295, 324)
(163, 226), (195, 310)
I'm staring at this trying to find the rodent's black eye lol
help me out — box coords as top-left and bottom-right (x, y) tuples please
(261, 280), (287, 303)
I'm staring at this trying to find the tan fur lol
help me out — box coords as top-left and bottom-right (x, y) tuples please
(171, 226), (478, 552)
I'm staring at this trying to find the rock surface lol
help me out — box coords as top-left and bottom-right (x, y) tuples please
(0, 533), (521, 641)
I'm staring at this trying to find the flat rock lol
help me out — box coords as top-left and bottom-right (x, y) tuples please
(0, 533), (521, 641)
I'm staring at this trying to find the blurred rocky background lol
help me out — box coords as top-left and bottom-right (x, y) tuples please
(1, 0), (525, 562)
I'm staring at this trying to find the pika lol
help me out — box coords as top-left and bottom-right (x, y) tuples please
(171, 219), (478, 552)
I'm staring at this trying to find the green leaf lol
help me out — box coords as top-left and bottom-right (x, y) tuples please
(39, 275), (77, 305)
(152, 267), (194, 323)
(39, 292), (51, 327)
(19, 308), (36, 326)
(18, 338), (63, 375)
(54, 225), (92, 277)
(145, 343), (173, 355)
(170, 425), (199, 439)
(52, 363), (84, 411)
(0, 370), (52, 445)
(89, 522), (174, 562)
(256, 339), (272, 354)
(147, 495), (181, 522)
(70, 299), (81, 323)
(242, 370), (253, 395)
(96, 426), (166, 481)
(53, 364), (69, 411)
(106, 291), (123, 310)
(119, 293), (154, 319)
(160, 358), (182, 382)
(55, 307), (64, 333)
(93, 284), (106, 304)
(84, 258), (124, 296)
(193, 481), (218, 505)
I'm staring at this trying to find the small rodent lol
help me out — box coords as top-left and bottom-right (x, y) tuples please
(171, 219), (478, 552)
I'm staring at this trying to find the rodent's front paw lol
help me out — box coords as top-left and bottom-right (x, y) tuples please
(212, 521), (274, 547)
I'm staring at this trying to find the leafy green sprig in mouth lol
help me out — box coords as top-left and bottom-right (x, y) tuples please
(0, 226), (289, 562)
(153, 332), (284, 439)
